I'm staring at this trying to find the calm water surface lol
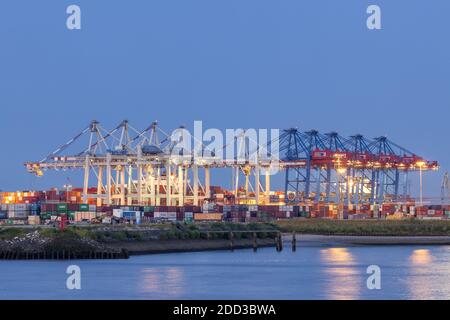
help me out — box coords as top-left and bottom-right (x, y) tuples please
(1, 244), (449, 300)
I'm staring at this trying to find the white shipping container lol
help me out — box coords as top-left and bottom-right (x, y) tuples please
(8, 211), (28, 218)
(102, 217), (112, 224)
(113, 209), (123, 218)
(154, 212), (176, 219)
(14, 204), (28, 211)
(203, 203), (215, 211)
(420, 216), (443, 220)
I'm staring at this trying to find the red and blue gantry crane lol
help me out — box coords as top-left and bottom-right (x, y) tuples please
(280, 128), (438, 205)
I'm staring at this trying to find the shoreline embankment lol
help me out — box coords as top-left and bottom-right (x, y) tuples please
(107, 238), (276, 255)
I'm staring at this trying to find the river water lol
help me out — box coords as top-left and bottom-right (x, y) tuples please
(1, 244), (449, 300)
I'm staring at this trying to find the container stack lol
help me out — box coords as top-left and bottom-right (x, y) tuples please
(5, 204), (32, 224)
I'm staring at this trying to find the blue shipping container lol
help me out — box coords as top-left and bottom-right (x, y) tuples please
(122, 211), (137, 218)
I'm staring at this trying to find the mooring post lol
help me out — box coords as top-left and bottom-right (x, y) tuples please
(279, 232), (283, 252)
(253, 232), (258, 252)
(229, 231), (234, 251)
(292, 231), (297, 252)
(275, 232), (283, 252)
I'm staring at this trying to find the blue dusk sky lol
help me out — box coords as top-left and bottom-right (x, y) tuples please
(0, 0), (448, 198)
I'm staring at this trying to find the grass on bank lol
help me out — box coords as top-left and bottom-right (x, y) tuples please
(2, 219), (450, 240)
(274, 219), (450, 236)
(0, 222), (279, 242)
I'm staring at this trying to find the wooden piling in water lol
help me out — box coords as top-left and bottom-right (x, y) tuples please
(229, 231), (234, 251)
(275, 232), (283, 252)
(253, 232), (258, 252)
(279, 233), (283, 251)
(292, 231), (297, 252)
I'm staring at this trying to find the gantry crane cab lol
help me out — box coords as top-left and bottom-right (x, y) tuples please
(25, 163), (43, 177)
(142, 145), (164, 155)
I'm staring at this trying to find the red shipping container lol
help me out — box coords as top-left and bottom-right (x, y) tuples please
(176, 212), (184, 220)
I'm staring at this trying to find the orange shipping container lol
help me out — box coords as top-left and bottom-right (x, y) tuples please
(194, 213), (223, 221)
(74, 212), (97, 222)
(28, 216), (41, 225)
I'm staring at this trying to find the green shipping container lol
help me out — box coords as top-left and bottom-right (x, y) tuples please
(57, 204), (68, 212)
(41, 213), (53, 219)
(257, 212), (268, 218)
(299, 212), (309, 218)
(144, 206), (155, 213)
(79, 204), (89, 211)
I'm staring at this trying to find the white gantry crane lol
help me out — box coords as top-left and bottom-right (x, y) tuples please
(25, 120), (276, 206)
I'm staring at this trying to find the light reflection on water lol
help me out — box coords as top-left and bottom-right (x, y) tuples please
(321, 248), (354, 265)
(320, 248), (360, 300)
(410, 249), (434, 265)
(407, 249), (438, 300)
(140, 267), (185, 298)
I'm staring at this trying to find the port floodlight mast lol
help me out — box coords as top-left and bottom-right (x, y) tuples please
(25, 121), (439, 208)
